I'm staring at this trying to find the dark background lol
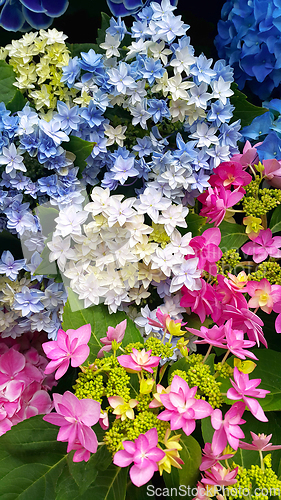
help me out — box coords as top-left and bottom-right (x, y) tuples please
(0, 0), (226, 59)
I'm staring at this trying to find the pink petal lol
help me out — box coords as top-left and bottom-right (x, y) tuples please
(130, 462), (155, 487)
(113, 449), (134, 467)
(43, 413), (67, 426)
(5, 380), (24, 401)
(0, 349), (25, 377)
(182, 418), (196, 436)
(55, 359), (70, 380)
(243, 396), (268, 422)
(211, 409), (222, 430)
(70, 345), (90, 367)
(77, 425), (98, 453)
(68, 324), (91, 346)
(79, 399), (100, 426)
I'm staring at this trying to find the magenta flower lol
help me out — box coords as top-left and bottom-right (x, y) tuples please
(225, 319), (257, 360)
(211, 401), (246, 454)
(227, 367), (269, 422)
(42, 324), (91, 380)
(186, 228), (223, 275)
(113, 428), (165, 487)
(0, 348), (43, 400)
(273, 301), (281, 333)
(186, 324), (226, 349)
(148, 308), (186, 334)
(263, 159), (281, 186)
(221, 304), (266, 347)
(214, 274), (248, 311)
(209, 161), (252, 189)
(180, 279), (216, 323)
(239, 431), (281, 452)
(201, 464), (238, 487)
(200, 442), (234, 471)
(198, 186), (244, 226)
(157, 375), (213, 436)
(242, 228), (281, 263)
(117, 348), (160, 374)
(97, 319), (127, 358)
(247, 279), (281, 314)
(43, 391), (100, 462)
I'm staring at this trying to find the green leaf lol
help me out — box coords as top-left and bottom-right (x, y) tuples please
(83, 464), (128, 500)
(0, 416), (67, 500)
(270, 205), (281, 234)
(0, 60), (17, 105)
(96, 13), (111, 46)
(62, 299), (143, 363)
(63, 136), (95, 175)
(35, 235), (58, 277)
(247, 349), (281, 412)
(36, 205), (59, 237)
(163, 434), (201, 499)
(230, 83), (268, 128)
(183, 213), (206, 237)
(6, 89), (27, 113)
(66, 43), (103, 57)
(219, 221), (248, 252)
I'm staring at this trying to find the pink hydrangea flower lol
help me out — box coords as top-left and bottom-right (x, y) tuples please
(113, 428), (165, 487)
(180, 279), (216, 323)
(43, 391), (101, 462)
(211, 401), (246, 454)
(247, 279), (281, 314)
(157, 375), (213, 436)
(227, 367), (269, 422)
(209, 161), (252, 189)
(42, 324), (91, 380)
(97, 319), (127, 358)
(220, 304), (266, 347)
(198, 186), (244, 226)
(214, 275), (248, 311)
(117, 348), (160, 374)
(273, 301), (281, 333)
(224, 319), (257, 360)
(263, 159), (281, 188)
(200, 442), (234, 471)
(185, 228), (223, 275)
(201, 464), (238, 487)
(231, 140), (260, 167)
(239, 432), (281, 452)
(186, 324), (226, 349)
(242, 229), (281, 263)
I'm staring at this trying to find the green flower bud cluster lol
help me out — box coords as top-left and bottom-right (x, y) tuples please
(217, 249), (241, 276)
(144, 337), (174, 358)
(214, 362), (233, 379)
(74, 372), (104, 403)
(249, 261), (281, 285)
(124, 342), (145, 354)
(169, 361), (223, 409)
(136, 393), (152, 412)
(124, 338), (174, 359)
(229, 457), (281, 500)
(103, 419), (132, 454)
(126, 411), (169, 442)
(261, 188), (281, 204)
(243, 195), (279, 217)
(73, 355), (130, 404)
(228, 464), (251, 499)
(185, 353), (204, 365)
(245, 177), (261, 197)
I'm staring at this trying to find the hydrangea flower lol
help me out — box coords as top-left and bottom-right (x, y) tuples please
(0, 0), (69, 31)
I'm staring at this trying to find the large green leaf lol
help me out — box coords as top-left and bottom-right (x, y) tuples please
(230, 83), (268, 128)
(219, 221), (248, 252)
(163, 434), (202, 499)
(62, 299), (143, 363)
(183, 213), (206, 237)
(6, 89), (27, 113)
(63, 136), (95, 175)
(270, 205), (281, 234)
(0, 416), (67, 500)
(0, 60), (17, 105)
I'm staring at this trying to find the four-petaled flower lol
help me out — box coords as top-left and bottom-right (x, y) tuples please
(42, 324), (91, 379)
(113, 428), (165, 487)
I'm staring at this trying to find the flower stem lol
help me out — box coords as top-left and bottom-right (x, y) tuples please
(203, 344), (213, 364)
(221, 350), (230, 366)
(259, 450), (264, 471)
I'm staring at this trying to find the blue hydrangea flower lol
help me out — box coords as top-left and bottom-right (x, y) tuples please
(0, 250), (25, 280)
(106, 0), (177, 18)
(215, 0), (281, 99)
(0, 0), (69, 32)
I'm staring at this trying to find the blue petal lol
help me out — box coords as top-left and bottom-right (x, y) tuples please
(0, 0), (25, 30)
(123, 0), (143, 8)
(22, 5), (52, 27)
(106, 0), (141, 16)
(41, 0), (68, 17)
(20, 0), (45, 13)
